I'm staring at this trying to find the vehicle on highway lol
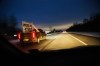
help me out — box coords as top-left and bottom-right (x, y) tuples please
(0, 0), (100, 66)
(18, 21), (46, 44)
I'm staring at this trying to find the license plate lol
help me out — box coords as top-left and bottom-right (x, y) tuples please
(23, 39), (29, 41)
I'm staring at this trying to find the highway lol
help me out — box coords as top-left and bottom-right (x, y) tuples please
(9, 32), (100, 53)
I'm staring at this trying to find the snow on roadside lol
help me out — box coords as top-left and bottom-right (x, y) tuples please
(69, 32), (100, 38)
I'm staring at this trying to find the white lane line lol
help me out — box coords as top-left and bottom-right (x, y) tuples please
(68, 34), (88, 45)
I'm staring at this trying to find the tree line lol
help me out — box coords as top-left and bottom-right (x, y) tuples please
(67, 13), (100, 32)
(0, 15), (21, 36)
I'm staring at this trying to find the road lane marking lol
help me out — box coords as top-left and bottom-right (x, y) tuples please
(39, 39), (56, 51)
(68, 34), (88, 45)
(40, 34), (62, 51)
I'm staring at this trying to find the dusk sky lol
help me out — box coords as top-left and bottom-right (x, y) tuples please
(0, 0), (100, 30)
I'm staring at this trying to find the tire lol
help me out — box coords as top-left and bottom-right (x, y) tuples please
(44, 36), (46, 40)
(36, 38), (40, 44)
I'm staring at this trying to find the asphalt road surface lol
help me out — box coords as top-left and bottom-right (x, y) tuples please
(9, 32), (100, 53)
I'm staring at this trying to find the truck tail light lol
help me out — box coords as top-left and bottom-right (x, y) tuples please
(32, 32), (35, 38)
(18, 33), (21, 39)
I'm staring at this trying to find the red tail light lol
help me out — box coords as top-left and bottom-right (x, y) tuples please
(18, 33), (21, 39)
(32, 32), (35, 38)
